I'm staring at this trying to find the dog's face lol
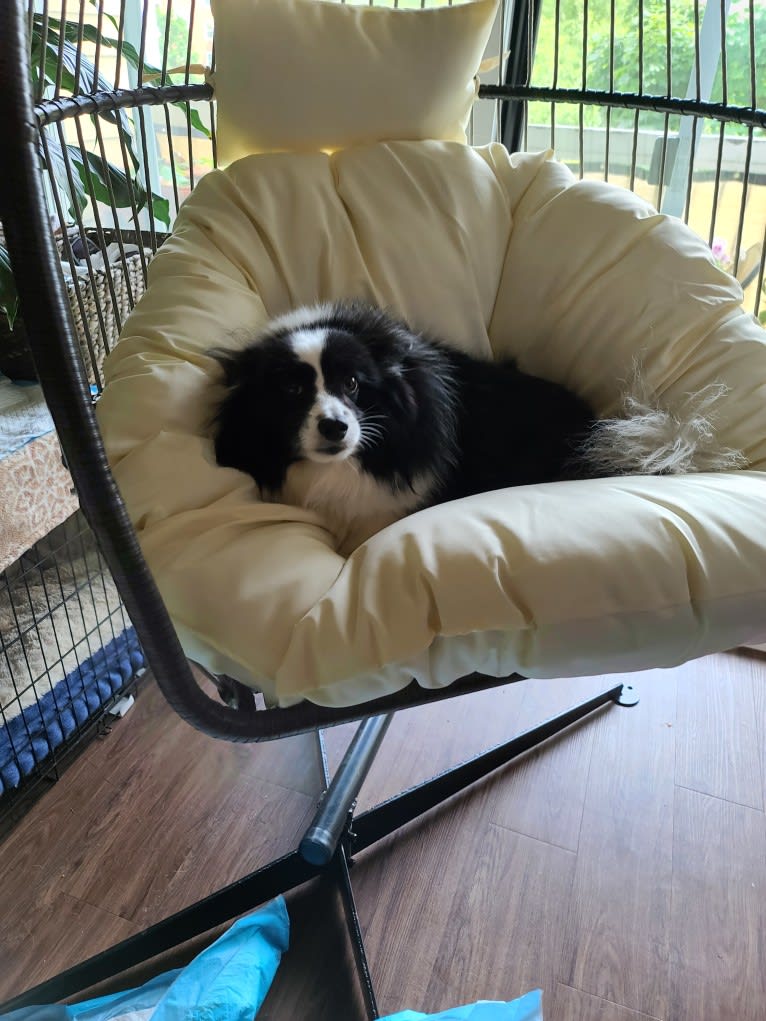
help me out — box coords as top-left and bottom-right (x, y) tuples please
(212, 305), (431, 492)
(285, 327), (368, 463)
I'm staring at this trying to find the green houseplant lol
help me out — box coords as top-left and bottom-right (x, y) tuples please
(0, 8), (208, 378)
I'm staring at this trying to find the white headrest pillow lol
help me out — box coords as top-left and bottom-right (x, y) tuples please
(210, 0), (499, 163)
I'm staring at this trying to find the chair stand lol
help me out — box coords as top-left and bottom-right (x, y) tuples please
(0, 681), (638, 1017)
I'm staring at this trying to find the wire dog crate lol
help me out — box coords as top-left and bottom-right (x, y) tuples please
(0, 0), (764, 1012)
(0, 510), (145, 827)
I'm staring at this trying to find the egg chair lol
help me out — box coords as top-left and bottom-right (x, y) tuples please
(1, 0), (764, 1012)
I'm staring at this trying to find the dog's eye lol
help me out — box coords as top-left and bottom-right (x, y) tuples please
(284, 382), (304, 396)
(344, 376), (359, 396)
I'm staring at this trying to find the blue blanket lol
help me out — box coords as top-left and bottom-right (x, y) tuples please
(0, 895), (541, 1021)
(1, 899), (289, 1021)
(382, 990), (543, 1020)
(0, 628), (144, 795)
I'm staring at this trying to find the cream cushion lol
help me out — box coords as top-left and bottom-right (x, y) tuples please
(209, 0), (499, 164)
(97, 143), (766, 707)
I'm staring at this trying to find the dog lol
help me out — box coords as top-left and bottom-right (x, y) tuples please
(211, 301), (745, 550)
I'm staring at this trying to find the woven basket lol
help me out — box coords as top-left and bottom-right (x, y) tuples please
(62, 230), (152, 385)
(0, 228), (158, 386)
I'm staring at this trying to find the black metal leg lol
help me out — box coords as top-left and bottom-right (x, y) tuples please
(332, 846), (380, 1020)
(300, 715), (393, 866)
(351, 682), (630, 854)
(310, 725), (381, 1018)
(0, 682), (637, 1013)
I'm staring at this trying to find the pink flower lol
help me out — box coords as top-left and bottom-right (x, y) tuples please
(711, 237), (732, 270)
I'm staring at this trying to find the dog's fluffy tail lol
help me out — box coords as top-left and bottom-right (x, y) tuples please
(576, 367), (748, 477)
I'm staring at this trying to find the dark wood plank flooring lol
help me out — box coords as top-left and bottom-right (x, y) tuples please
(1, 650), (765, 1019)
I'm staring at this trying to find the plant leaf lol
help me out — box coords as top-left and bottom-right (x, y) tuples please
(31, 25), (140, 170)
(30, 31), (79, 94)
(68, 147), (171, 227)
(28, 11), (184, 228)
(32, 17), (113, 94)
(39, 132), (88, 220)
(149, 194), (171, 228)
(173, 101), (212, 139)
(69, 146), (135, 208)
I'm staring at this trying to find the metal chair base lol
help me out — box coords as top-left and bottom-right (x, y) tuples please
(0, 682), (637, 1016)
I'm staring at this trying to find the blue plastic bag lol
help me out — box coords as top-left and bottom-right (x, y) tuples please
(2, 897), (289, 1021)
(381, 989), (543, 1021)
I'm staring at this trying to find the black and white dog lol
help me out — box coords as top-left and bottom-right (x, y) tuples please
(211, 301), (743, 549)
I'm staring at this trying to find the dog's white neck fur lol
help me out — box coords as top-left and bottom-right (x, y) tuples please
(278, 459), (434, 553)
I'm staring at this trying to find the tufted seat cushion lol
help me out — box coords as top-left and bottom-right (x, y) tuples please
(97, 143), (766, 706)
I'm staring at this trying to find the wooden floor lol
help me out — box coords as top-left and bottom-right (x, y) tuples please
(1, 649), (765, 1019)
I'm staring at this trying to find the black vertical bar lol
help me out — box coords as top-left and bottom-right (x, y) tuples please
(300, 715), (392, 866)
(579, 0), (588, 177)
(315, 730), (380, 1020)
(501, 0), (544, 152)
(550, 0), (562, 152)
(35, 0), (49, 102)
(332, 849), (380, 1020)
(184, 0), (196, 191)
(53, 0), (66, 98)
(113, 0), (126, 87)
(708, 121), (726, 246)
(753, 222), (766, 321)
(630, 0), (644, 191)
(92, 0), (105, 90)
(209, 37), (217, 167)
(748, 0), (756, 111)
(732, 126), (754, 277)
(604, 0), (616, 180)
(683, 115), (699, 224)
(160, 0), (172, 87)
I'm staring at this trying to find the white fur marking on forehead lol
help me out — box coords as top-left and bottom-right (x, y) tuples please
(290, 328), (328, 389)
(267, 303), (335, 336)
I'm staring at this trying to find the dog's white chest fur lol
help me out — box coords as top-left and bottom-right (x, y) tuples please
(277, 459), (433, 552)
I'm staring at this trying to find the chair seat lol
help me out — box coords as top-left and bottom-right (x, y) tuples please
(96, 143), (766, 707)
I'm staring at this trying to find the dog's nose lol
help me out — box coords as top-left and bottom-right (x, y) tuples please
(317, 417), (348, 442)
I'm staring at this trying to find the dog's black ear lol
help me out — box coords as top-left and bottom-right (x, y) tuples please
(387, 365), (420, 421)
(386, 331), (446, 423)
(361, 318), (416, 369)
(208, 344), (266, 388)
(356, 324), (416, 414)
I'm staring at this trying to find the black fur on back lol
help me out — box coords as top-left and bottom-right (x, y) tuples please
(434, 346), (597, 502)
